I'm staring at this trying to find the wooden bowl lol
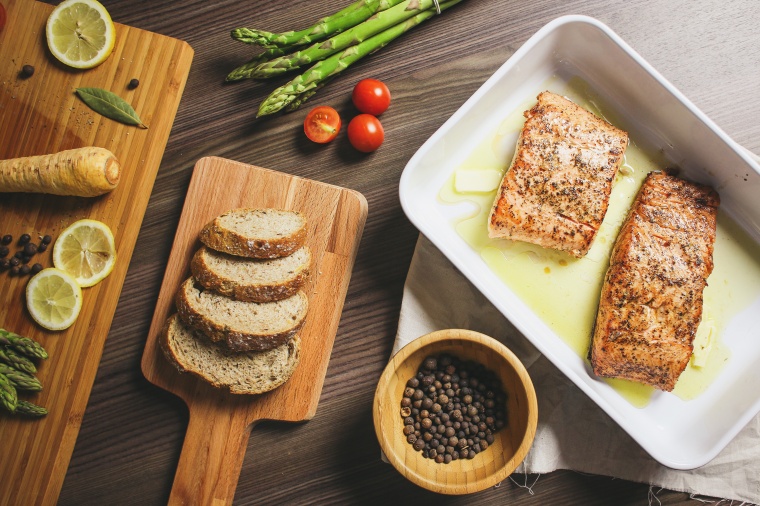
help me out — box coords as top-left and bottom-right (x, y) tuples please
(373, 329), (538, 495)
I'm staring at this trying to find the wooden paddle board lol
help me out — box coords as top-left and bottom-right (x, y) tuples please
(141, 157), (368, 505)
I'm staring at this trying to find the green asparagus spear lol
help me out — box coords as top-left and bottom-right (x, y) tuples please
(250, 0), (443, 79)
(0, 364), (42, 392)
(0, 372), (18, 413)
(0, 346), (37, 374)
(0, 329), (49, 360)
(232, 0), (405, 48)
(227, 47), (293, 82)
(14, 400), (48, 417)
(257, 0), (461, 116)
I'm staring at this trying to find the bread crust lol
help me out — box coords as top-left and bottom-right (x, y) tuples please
(190, 245), (311, 302)
(199, 208), (307, 259)
(175, 278), (308, 352)
(159, 314), (301, 394)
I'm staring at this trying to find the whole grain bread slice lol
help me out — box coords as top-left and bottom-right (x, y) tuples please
(176, 277), (308, 352)
(199, 208), (307, 259)
(160, 313), (301, 394)
(191, 245), (311, 302)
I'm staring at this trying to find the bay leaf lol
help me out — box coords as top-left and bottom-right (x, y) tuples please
(75, 87), (148, 129)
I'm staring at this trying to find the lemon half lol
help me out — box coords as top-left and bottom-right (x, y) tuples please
(46, 0), (116, 69)
(26, 268), (83, 331)
(53, 219), (117, 287)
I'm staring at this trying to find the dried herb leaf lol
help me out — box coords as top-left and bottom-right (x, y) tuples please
(75, 87), (148, 129)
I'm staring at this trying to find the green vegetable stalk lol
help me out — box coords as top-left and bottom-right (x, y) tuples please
(0, 346), (37, 374)
(0, 364), (43, 392)
(232, 0), (405, 48)
(15, 400), (48, 417)
(247, 0), (442, 79)
(0, 372), (18, 413)
(257, 0), (461, 116)
(0, 329), (49, 359)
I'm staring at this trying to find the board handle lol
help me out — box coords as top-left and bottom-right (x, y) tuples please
(168, 400), (255, 505)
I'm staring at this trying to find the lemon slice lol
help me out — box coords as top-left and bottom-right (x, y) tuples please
(53, 219), (117, 287)
(26, 268), (83, 331)
(46, 0), (116, 69)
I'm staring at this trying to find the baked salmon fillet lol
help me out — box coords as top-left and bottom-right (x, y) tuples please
(488, 91), (628, 257)
(590, 171), (720, 391)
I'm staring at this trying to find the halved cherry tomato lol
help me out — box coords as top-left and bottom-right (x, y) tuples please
(303, 106), (341, 144)
(352, 79), (391, 116)
(347, 114), (384, 153)
(0, 4), (6, 31)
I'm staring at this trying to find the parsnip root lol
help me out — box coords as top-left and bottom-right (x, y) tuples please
(0, 147), (121, 197)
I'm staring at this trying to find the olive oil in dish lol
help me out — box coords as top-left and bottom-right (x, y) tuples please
(438, 83), (760, 406)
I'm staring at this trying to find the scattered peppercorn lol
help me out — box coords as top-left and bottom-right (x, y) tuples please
(18, 233), (30, 245)
(37, 243), (47, 253)
(19, 265), (30, 276)
(9, 256), (19, 266)
(127, 78), (140, 89)
(30, 263), (43, 275)
(41, 235), (52, 245)
(399, 354), (508, 464)
(20, 65), (35, 78)
(23, 242), (37, 256)
(0, 245), (7, 257)
(1, 235), (11, 245)
(0, 259), (8, 270)
(10, 266), (20, 276)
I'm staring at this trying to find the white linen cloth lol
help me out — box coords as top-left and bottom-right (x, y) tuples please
(392, 233), (760, 503)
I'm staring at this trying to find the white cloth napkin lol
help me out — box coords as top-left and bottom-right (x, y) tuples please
(392, 234), (760, 503)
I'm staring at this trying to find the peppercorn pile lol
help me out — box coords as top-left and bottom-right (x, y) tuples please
(400, 354), (507, 464)
(0, 233), (51, 276)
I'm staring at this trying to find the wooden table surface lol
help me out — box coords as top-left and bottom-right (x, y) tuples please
(35, 0), (757, 504)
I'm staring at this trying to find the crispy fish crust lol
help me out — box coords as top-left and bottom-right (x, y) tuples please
(590, 172), (720, 391)
(488, 91), (628, 258)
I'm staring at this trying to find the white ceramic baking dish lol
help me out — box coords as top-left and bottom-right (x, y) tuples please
(399, 15), (760, 470)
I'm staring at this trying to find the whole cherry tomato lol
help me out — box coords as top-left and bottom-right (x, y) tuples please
(352, 79), (391, 115)
(347, 114), (384, 153)
(303, 105), (341, 144)
(0, 4), (6, 31)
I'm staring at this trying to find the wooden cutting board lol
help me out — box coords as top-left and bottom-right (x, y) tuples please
(0, 1), (193, 504)
(141, 157), (368, 505)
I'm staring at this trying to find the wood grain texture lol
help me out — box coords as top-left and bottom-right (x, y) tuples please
(141, 157), (367, 505)
(375, 329), (538, 495)
(10, 0), (756, 504)
(0, 1), (192, 504)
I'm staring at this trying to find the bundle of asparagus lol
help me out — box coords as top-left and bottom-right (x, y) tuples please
(0, 329), (48, 417)
(228, 0), (464, 116)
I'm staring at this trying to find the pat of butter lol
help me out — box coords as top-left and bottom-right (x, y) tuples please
(454, 169), (502, 193)
(691, 318), (715, 368)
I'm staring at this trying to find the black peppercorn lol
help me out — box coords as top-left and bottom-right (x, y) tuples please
(37, 243), (48, 253)
(19, 265), (30, 275)
(23, 242), (37, 256)
(0, 259), (8, 270)
(41, 235), (52, 245)
(1, 234), (11, 245)
(127, 78), (140, 89)
(31, 263), (43, 275)
(20, 65), (35, 78)
(9, 257), (19, 267)
(10, 266), (20, 276)
(18, 233), (31, 245)
(0, 246), (7, 257)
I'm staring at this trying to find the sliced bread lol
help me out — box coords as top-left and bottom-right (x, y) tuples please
(175, 277), (308, 352)
(199, 208), (307, 259)
(191, 245), (311, 302)
(160, 313), (301, 394)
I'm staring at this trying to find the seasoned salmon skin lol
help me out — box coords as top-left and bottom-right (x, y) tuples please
(488, 91), (628, 258)
(590, 172), (720, 391)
